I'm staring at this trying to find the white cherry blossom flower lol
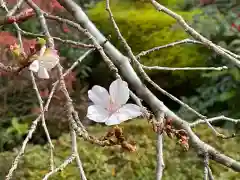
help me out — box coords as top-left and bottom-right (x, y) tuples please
(29, 46), (59, 79)
(87, 79), (143, 125)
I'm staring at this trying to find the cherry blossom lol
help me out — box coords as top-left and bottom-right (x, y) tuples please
(29, 46), (59, 79)
(87, 79), (143, 125)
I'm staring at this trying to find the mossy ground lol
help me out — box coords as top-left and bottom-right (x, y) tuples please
(0, 120), (239, 180)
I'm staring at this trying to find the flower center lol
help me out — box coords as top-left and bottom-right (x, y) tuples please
(107, 98), (117, 113)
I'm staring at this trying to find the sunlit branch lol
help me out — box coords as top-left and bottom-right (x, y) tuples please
(136, 38), (204, 58)
(191, 115), (240, 127)
(142, 65), (228, 71)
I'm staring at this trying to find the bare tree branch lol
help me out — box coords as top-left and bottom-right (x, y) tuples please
(43, 154), (76, 180)
(142, 65), (228, 71)
(156, 112), (165, 180)
(191, 116), (240, 127)
(30, 72), (55, 171)
(18, 28), (95, 48)
(5, 116), (42, 180)
(207, 166), (214, 180)
(203, 152), (209, 180)
(136, 38), (204, 58)
(70, 124), (87, 180)
(7, 0), (24, 17)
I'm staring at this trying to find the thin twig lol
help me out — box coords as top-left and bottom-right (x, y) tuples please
(30, 72), (55, 171)
(5, 116), (42, 180)
(18, 28), (95, 48)
(204, 152), (209, 180)
(150, 0), (240, 68)
(7, 0), (24, 16)
(156, 134), (164, 180)
(136, 38), (203, 58)
(190, 115), (240, 127)
(218, 45), (240, 59)
(156, 112), (165, 180)
(43, 154), (76, 180)
(142, 65), (228, 71)
(53, 48), (95, 86)
(70, 124), (87, 180)
(0, 63), (18, 72)
(207, 166), (214, 180)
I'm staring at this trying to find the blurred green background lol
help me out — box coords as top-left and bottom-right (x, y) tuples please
(0, 0), (239, 179)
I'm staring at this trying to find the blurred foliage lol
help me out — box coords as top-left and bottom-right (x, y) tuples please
(178, 0), (240, 122)
(0, 117), (28, 152)
(87, 1), (210, 89)
(0, 120), (239, 179)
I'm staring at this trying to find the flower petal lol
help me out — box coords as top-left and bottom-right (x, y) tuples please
(87, 105), (110, 123)
(109, 79), (129, 107)
(38, 48), (59, 70)
(105, 114), (121, 126)
(39, 45), (46, 56)
(88, 85), (110, 108)
(37, 67), (49, 79)
(29, 60), (39, 72)
(105, 104), (142, 126)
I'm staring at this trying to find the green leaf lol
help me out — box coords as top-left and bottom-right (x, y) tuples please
(218, 90), (236, 102)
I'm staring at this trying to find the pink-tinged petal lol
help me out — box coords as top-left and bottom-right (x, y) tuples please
(105, 104), (142, 125)
(109, 79), (129, 108)
(38, 48), (59, 70)
(37, 67), (49, 79)
(29, 60), (39, 72)
(88, 85), (110, 108)
(87, 105), (110, 123)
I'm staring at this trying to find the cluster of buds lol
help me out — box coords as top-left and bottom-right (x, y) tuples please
(150, 116), (189, 151)
(101, 126), (137, 152)
(9, 37), (60, 79)
(174, 129), (189, 151)
(9, 40), (40, 70)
